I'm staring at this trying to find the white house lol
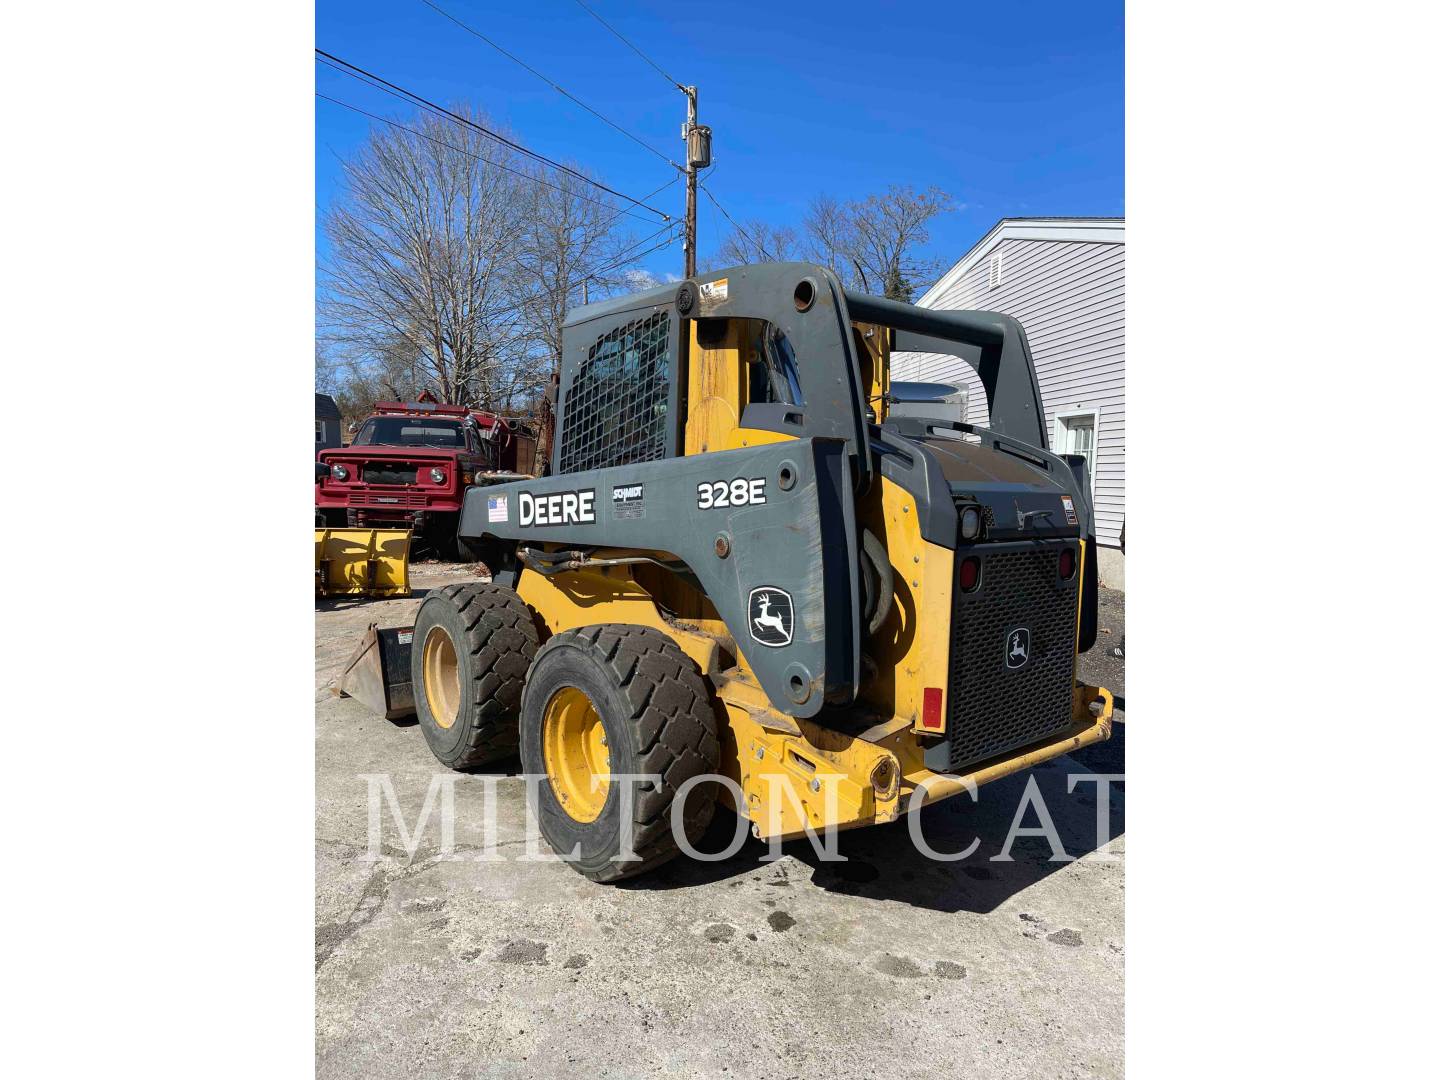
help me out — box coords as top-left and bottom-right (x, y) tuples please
(892, 217), (1125, 587)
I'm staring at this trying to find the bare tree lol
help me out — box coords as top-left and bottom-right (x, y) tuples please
(800, 194), (856, 283)
(319, 105), (530, 408)
(504, 166), (653, 408)
(319, 105), (660, 413)
(315, 342), (342, 395)
(841, 185), (954, 301)
(704, 186), (953, 300)
(712, 220), (800, 267)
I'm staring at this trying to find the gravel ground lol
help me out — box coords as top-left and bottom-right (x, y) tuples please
(316, 566), (1126, 1079)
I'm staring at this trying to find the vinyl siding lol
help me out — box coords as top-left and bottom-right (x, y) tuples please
(893, 233), (1126, 547)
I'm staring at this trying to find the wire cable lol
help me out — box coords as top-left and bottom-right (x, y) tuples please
(483, 226), (680, 323)
(570, 0), (686, 92)
(417, 0), (680, 170)
(699, 181), (772, 260)
(317, 92), (671, 222)
(316, 49), (671, 219)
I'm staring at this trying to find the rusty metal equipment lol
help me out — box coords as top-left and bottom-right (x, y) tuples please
(334, 623), (416, 720)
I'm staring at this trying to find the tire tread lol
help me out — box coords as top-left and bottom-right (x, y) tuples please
(533, 624), (721, 882)
(430, 582), (537, 769)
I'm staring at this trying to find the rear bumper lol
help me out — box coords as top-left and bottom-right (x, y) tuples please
(723, 679), (1113, 842)
(902, 683), (1113, 810)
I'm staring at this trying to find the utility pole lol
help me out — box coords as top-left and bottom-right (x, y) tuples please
(681, 86), (710, 279)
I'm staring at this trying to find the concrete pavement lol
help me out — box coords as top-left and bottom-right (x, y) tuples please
(316, 564), (1125, 1079)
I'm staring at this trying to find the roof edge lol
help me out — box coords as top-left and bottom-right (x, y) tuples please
(916, 217), (1125, 308)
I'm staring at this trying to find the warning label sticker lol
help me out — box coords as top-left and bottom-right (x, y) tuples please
(1060, 495), (1078, 525)
(698, 277), (729, 307)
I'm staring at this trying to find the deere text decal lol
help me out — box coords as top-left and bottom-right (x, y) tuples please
(519, 489), (596, 527)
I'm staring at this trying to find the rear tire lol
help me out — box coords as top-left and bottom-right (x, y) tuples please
(519, 625), (721, 882)
(412, 583), (538, 769)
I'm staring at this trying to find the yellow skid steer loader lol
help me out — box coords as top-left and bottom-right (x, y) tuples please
(349, 264), (1112, 882)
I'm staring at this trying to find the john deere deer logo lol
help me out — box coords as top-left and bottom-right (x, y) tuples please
(747, 587), (794, 647)
(1005, 627), (1031, 670)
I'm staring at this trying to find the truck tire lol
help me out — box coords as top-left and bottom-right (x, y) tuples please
(519, 625), (721, 882)
(421, 513), (461, 562)
(412, 583), (538, 769)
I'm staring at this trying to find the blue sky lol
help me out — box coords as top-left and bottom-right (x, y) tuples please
(316, 0), (1123, 288)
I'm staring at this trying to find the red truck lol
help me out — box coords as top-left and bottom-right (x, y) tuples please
(316, 399), (537, 559)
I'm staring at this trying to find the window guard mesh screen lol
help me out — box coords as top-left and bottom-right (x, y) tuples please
(558, 311), (672, 474)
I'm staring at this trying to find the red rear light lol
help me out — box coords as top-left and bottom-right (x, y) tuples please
(958, 556), (981, 592)
(1059, 549), (1076, 580)
(921, 687), (944, 731)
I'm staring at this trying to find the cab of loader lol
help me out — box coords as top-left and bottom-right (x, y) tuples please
(540, 262), (1100, 674)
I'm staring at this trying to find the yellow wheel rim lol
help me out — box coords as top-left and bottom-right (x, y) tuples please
(421, 625), (461, 730)
(541, 686), (611, 823)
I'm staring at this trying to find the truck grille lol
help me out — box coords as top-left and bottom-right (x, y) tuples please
(348, 492), (427, 508)
(362, 464), (418, 485)
(946, 542), (1079, 771)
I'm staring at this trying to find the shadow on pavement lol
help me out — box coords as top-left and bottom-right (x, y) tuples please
(624, 746), (1125, 914)
(314, 587), (436, 615)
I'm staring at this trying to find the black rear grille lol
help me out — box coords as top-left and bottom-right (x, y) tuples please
(362, 464), (418, 485)
(946, 542), (1079, 771)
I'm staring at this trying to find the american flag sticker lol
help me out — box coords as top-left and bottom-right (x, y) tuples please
(487, 494), (508, 523)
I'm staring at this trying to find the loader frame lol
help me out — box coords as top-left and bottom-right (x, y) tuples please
(442, 262), (1112, 842)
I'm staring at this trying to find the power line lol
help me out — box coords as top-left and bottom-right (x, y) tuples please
(317, 92), (682, 292)
(699, 181), (772, 260)
(417, 0), (680, 171)
(317, 93), (672, 223)
(483, 226), (681, 323)
(315, 49), (672, 219)
(571, 0), (685, 92)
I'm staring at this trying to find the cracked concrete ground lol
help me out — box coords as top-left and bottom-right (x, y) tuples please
(317, 563), (1126, 1079)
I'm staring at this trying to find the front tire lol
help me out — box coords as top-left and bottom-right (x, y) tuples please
(519, 625), (721, 882)
(412, 583), (538, 769)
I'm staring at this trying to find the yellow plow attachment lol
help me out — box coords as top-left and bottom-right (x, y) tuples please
(315, 528), (412, 598)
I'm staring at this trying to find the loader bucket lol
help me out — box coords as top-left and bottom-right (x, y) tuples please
(315, 528), (411, 598)
(334, 623), (416, 719)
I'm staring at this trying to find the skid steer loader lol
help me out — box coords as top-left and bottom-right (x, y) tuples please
(392, 263), (1112, 882)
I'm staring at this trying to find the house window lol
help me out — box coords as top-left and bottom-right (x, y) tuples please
(987, 252), (1003, 290)
(1054, 410), (1099, 495)
(315, 421), (323, 444)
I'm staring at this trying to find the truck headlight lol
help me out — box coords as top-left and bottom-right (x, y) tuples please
(330, 464), (349, 481)
(959, 505), (982, 540)
(430, 467), (446, 484)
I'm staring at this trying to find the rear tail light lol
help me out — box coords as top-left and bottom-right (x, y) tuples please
(921, 687), (945, 731)
(958, 556), (981, 592)
(1059, 548), (1076, 580)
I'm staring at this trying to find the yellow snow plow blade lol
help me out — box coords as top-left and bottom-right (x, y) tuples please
(314, 529), (411, 598)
